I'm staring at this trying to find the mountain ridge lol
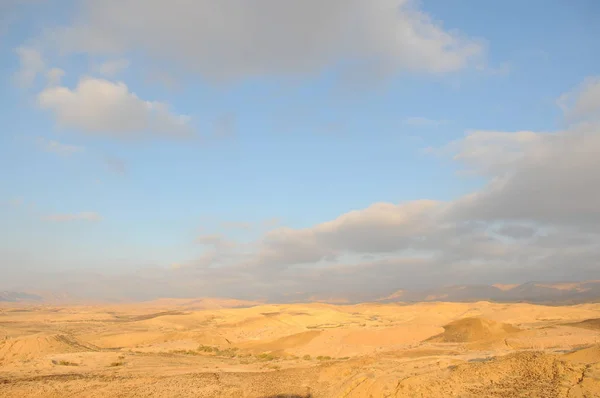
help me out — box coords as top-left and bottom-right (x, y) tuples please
(3, 280), (600, 305)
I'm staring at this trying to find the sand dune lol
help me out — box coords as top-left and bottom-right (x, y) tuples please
(2, 300), (600, 397)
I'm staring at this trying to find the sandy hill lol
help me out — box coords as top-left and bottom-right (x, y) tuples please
(2, 301), (600, 397)
(0, 333), (94, 364)
(427, 317), (520, 343)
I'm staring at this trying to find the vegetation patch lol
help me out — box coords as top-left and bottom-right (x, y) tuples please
(257, 353), (276, 361)
(52, 360), (79, 366)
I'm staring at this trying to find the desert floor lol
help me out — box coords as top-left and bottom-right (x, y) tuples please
(2, 299), (600, 397)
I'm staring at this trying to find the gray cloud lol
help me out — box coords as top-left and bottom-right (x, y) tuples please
(495, 224), (538, 240)
(94, 58), (130, 77)
(449, 124), (600, 226)
(46, 0), (484, 82)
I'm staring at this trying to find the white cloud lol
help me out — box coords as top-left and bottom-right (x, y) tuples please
(47, 0), (484, 82)
(42, 212), (102, 222)
(14, 46), (44, 87)
(94, 58), (130, 77)
(37, 77), (191, 139)
(35, 137), (83, 155)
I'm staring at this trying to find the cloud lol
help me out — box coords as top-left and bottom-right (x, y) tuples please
(263, 218), (282, 228)
(558, 76), (600, 123)
(196, 234), (235, 249)
(162, 76), (600, 295)
(444, 130), (544, 176)
(45, 67), (65, 86)
(403, 117), (449, 127)
(47, 0), (484, 82)
(94, 58), (130, 77)
(103, 156), (127, 175)
(42, 212), (102, 222)
(251, 200), (441, 269)
(476, 61), (511, 76)
(14, 46), (44, 88)
(495, 224), (537, 240)
(448, 125), (600, 226)
(35, 137), (84, 155)
(37, 77), (192, 139)
(10, 73), (600, 300)
(144, 70), (180, 91)
(4, 198), (23, 207)
(212, 114), (236, 139)
(220, 221), (252, 231)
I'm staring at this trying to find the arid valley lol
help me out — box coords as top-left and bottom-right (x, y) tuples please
(2, 297), (600, 397)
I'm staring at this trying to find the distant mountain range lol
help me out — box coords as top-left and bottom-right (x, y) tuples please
(0, 291), (43, 302)
(2, 280), (600, 305)
(275, 280), (600, 305)
(374, 280), (600, 305)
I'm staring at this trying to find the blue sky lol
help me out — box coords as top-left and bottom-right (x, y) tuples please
(1, 0), (599, 300)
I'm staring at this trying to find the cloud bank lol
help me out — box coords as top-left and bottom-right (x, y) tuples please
(12, 76), (599, 301)
(48, 0), (483, 82)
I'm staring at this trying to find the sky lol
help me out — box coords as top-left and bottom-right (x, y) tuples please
(1, 0), (599, 301)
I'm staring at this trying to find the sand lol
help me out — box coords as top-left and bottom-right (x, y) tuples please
(1, 300), (600, 397)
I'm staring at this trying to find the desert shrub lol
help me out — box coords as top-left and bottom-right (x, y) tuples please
(109, 361), (124, 367)
(197, 345), (215, 352)
(215, 348), (237, 357)
(302, 354), (311, 360)
(170, 349), (200, 355)
(316, 356), (331, 361)
(257, 353), (275, 361)
(53, 360), (78, 366)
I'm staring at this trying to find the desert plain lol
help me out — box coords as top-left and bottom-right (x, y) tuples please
(2, 298), (600, 397)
